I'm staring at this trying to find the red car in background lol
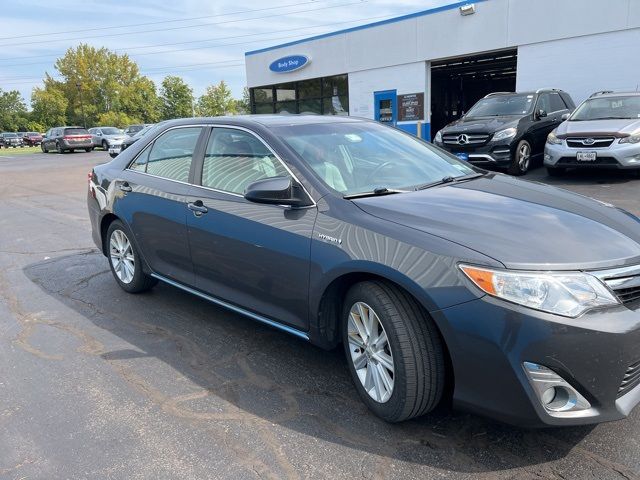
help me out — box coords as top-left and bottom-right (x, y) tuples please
(23, 132), (43, 146)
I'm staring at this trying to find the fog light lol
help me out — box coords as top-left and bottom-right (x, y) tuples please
(523, 362), (591, 417)
(544, 154), (551, 161)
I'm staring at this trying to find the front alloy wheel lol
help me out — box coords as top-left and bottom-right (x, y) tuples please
(347, 302), (395, 403)
(342, 281), (445, 422)
(508, 139), (531, 176)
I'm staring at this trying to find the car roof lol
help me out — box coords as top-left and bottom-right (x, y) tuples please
(159, 114), (369, 130)
(589, 91), (640, 99)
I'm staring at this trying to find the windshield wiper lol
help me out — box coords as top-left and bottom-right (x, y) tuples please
(587, 116), (632, 120)
(343, 187), (408, 199)
(415, 172), (484, 191)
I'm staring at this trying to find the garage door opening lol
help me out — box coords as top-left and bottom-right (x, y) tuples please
(430, 49), (517, 139)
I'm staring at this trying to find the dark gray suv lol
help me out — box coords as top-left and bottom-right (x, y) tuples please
(87, 115), (640, 427)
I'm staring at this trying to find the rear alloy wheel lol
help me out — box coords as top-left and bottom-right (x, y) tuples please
(508, 139), (532, 176)
(342, 281), (445, 422)
(106, 220), (157, 293)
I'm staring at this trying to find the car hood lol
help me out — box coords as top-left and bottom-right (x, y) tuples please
(556, 119), (640, 138)
(441, 115), (520, 134)
(354, 174), (640, 270)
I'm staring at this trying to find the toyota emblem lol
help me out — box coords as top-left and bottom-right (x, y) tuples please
(457, 134), (469, 145)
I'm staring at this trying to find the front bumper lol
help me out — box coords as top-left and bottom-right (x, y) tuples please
(432, 294), (640, 427)
(545, 140), (640, 170)
(435, 139), (514, 167)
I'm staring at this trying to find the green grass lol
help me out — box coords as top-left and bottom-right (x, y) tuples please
(0, 145), (42, 156)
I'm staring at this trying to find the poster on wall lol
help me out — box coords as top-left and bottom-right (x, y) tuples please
(397, 93), (424, 122)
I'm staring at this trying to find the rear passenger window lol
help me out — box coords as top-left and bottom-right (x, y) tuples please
(201, 128), (289, 195)
(133, 127), (202, 182)
(549, 93), (567, 112)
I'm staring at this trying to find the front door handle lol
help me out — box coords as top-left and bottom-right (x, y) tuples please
(188, 200), (208, 215)
(120, 182), (132, 192)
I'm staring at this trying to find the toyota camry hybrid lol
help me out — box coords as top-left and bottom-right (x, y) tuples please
(87, 115), (640, 427)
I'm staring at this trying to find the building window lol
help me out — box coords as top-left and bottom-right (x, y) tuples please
(250, 74), (349, 116)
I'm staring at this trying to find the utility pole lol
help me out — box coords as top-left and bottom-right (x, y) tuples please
(76, 81), (86, 128)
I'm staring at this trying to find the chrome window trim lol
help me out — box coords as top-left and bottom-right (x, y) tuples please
(199, 124), (317, 207)
(125, 122), (317, 208)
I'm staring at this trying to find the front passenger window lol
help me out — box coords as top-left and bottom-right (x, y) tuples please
(139, 127), (202, 182)
(201, 128), (289, 195)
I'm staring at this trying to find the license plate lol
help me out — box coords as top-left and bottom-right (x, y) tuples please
(577, 151), (597, 162)
(109, 147), (121, 155)
(454, 153), (469, 161)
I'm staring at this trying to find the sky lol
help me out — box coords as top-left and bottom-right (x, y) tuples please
(0, 0), (449, 106)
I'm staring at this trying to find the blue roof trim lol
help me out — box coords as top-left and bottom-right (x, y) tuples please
(245, 0), (486, 56)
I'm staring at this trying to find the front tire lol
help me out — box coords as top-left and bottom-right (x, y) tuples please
(342, 281), (445, 422)
(508, 139), (532, 176)
(41, 143), (48, 153)
(85, 147), (93, 152)
(106, 220), (157, 293)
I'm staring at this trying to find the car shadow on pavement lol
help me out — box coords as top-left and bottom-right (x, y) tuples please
(23, 251), (598, 474)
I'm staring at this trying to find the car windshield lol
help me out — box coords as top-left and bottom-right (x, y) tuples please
(465, 94), (535, 117)
(570, 96), (640, 121)
(133, 125), (155, 138)
(4, 133), (17, 138)
(273, 121), (476, 196)
(128, 125), (143, 133)
(26, 132), (39, 136)
(101, 127), (121, 135)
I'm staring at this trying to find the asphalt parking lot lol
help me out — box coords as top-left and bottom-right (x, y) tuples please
(1, 150), (639, 480)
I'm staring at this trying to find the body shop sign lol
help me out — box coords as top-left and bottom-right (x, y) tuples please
(269, 55), (311, 73)
(398, 93), (424, 121)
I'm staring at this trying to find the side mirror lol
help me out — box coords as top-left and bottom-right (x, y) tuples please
(244, 176), (309, 207)
(561, 113), (570, 121)
(536, 109), (547, 120)
(96, 132), (102, 136)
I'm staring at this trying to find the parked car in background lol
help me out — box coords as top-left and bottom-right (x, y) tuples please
(89, 127), (126, 151)
(433, 89), (575, 175)
(545, 91), (640, 176)
(112, 124), (156, 157)
(23, 132), (43, 146)
(88, 115), (640, 427)
(0, 132), (24, 148)
(41, 126), (93, 153)
(123, 124), (151, 136)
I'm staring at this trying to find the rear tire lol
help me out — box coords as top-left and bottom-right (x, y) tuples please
(546, 166), (565, 177)
(106, 220), (157, 294)
(507, 139), (532, 176)
(56, 142), (64, 154)
(342, 281), (445, 422)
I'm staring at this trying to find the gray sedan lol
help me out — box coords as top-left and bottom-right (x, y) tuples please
(89, 127), (127, 151)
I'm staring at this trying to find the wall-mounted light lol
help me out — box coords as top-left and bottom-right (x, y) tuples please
(460, 4), (476, 16)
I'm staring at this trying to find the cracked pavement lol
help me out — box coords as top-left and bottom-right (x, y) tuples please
(0, 151), (639, 479)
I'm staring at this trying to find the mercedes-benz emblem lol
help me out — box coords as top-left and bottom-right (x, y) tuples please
(583, 138), (595, 145)
(457, 134), (469, 145)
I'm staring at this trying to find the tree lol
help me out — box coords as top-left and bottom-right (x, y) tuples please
(235, 87), (251, 114)
(0, 89), (28, 131)
(196, 80), (236, 117)
(96, 111), (140, 129)
(159, 76), (194, 120)
(31, 86), (68, 128)
(48, 44), (160, 126)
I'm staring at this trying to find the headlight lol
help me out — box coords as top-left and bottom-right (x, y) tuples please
(546, 130), (563, 145)
(434, 130), (443, 143)
(460, 264), (619, 317)
(492, 127), (517, 142)
(620, 133), (640, 144)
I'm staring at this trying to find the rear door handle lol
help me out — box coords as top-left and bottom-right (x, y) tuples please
(120, 182), (132, 192)
(188, 200), (208, 215)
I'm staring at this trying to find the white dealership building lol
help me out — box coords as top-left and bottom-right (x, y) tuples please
(244, 0), (640, 140)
